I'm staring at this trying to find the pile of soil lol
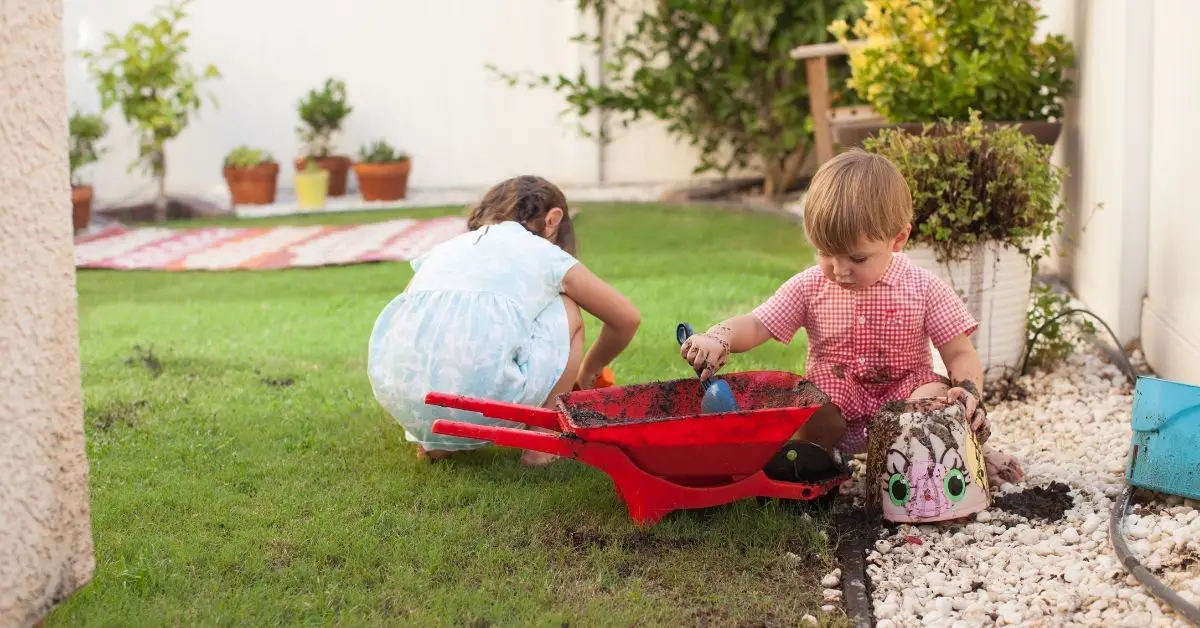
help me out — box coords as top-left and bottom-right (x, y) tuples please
(992, 482), (1075, 522)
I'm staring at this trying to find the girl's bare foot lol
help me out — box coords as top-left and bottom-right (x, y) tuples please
(520, 450), (560, 466)
(983, 444), (1023, 486)
(519, 425), (561, 466)
(416, 445), (454, 462)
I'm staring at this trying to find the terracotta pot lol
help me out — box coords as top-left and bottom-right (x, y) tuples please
(835, 120), (1063, 150)
(293, 155), (352, 197)
(353, 160), (412, 202)
(224, 162), (280, 205)
(71, 185), (93, 232)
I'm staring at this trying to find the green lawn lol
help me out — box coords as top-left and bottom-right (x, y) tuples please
(50, 202), (850, 627)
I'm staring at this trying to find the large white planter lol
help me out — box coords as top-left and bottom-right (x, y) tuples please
(906, 241), (1034, 384)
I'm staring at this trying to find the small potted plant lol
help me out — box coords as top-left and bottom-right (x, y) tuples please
(294, 78), (353, 196)
(829, 0), (1076, 149)
(294, 158), (330, 211)
(223, 145), (279, 205)
(68, 109), (109, 232)
(353, 140), (412, 201)
(863, 112), (1068, 382)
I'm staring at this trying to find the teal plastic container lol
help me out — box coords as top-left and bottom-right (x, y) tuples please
(1126, 375), (1200, 500)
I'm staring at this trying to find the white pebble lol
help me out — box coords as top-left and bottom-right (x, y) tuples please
(821, 572), (841, 588)
(801, 614), (817, 625)
(976, 510), (993, 523)
(1062, 527), (1081, 544)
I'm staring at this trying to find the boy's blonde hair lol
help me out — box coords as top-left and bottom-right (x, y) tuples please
(802, 149), (913, 255)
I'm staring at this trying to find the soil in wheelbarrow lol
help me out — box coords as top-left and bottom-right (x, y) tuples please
(565, 378), (830, 427)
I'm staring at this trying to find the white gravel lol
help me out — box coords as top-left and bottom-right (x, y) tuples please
(821, 340), (1200, 626)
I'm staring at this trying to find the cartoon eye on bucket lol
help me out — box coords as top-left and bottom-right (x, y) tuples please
(887, 472), (911, 506)
(943, 468), (967, 502)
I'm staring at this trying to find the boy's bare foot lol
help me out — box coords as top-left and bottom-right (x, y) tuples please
(416, 445), (454, 462)
(983, 444), (1023, 486)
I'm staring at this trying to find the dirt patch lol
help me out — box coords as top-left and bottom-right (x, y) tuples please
(262, 376), (295, 388)
(567, 529), (609, 550)
(992, 482), (1074, 522)
(125, 345), (163, 377)
(88, 400), (148, 432)
(563, 527), (698, 555)
(622, 530), (698, 554)
(265, 538), (297, 570)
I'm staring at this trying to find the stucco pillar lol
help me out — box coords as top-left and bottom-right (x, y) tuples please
(0, 0), (97, 626)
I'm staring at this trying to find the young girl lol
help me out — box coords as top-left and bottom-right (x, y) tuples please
(680, 150), (1024, 487)
(367, 175), (641, 465)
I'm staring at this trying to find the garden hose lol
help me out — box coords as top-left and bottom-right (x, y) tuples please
(1028, 306), (1200, 622)
(1110, 485), (1200, 624)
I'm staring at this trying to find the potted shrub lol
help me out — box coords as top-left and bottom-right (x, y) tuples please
(79, 0), (220, 222)
(353, 140), (411, 201)
(294, 158), (330, 211)
(223, 145), (279, 205)
(863, 113), (1067, 382)
(829, 0), (1076, 149)
(294, 78), (353, 196)
(68, 109), (109, 232)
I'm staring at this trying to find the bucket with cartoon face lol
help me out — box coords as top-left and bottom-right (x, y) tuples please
(865, 398), (990, 523)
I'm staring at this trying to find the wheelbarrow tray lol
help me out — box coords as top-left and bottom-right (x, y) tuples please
(426, 370), (848, 525)
(556, 370), (830, 482)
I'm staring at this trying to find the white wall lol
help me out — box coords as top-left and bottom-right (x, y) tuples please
(63, 0), (715, 207)
(1039, 0), (1151, 347)
(1041, 0), (1199, 383)
(1141, 0), (1200, 383)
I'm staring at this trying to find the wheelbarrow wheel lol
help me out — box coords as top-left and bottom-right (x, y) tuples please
(763, 441), (839, 483)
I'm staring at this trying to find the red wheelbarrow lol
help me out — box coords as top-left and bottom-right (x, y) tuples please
(426, 370), (851, 525)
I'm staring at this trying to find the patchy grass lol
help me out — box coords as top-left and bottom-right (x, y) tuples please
(51, 203), (850, 626)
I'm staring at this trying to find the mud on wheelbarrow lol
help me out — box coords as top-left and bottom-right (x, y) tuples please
(426, 370), (851, 525)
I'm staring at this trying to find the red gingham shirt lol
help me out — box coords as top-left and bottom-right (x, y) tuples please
(752, 253), (978, 454)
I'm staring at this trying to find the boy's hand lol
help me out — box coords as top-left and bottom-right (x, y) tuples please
(680, 333), (729, 380)
(946, 386), (979, 417)
(945, 384), (990, 443)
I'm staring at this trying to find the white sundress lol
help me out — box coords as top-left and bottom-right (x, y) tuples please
(367, 221), (579, 451)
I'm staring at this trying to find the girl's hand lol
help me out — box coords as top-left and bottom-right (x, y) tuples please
(574, 369), (599, 391)
(680, 332), (729, 380)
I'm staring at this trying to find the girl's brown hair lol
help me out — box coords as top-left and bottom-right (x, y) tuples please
(466, 175), (577, 256)
(803, 149), (912, 255)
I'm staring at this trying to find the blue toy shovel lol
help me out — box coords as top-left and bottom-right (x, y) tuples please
(676, 322), (741, 414)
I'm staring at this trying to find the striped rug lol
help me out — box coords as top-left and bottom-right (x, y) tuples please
(74, 216), (467, 271)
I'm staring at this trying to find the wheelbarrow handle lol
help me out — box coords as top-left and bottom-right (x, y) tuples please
(431, 419), (576, 458)
(424, 392), (562, 431)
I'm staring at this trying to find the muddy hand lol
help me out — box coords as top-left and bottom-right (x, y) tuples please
(679, 332), (728, 380)
(971, 407), (991, 444)
(983, 444), (1023, 485)
(945, 386), (979, 417)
